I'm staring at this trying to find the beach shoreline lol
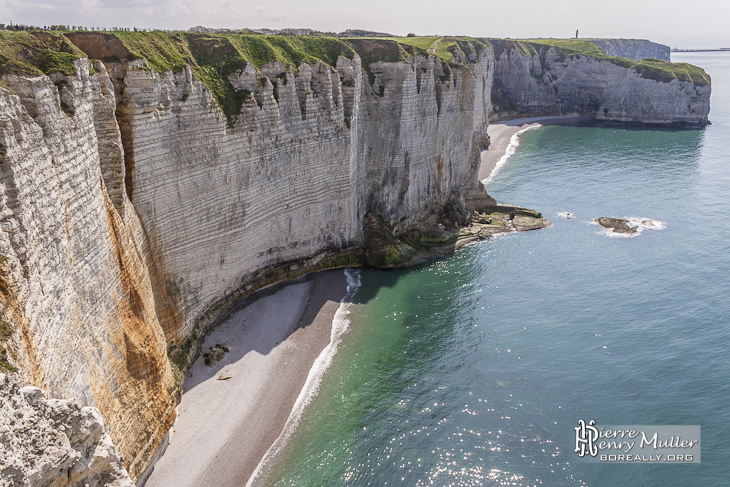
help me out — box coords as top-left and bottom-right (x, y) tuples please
(143, 115), (589, 487)
(144, 269), (349, 487)
(479, 116), (591, 183)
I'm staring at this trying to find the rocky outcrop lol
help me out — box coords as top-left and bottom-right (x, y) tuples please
(0, 373), (134, 487)
(595, 217), (637, 234)
(584, 39), (671, 61)
(0, 35), (495, 481)
(0, 58), (177, 481)
(78, 39), (496, 350)
(490, 40), (710, 125)
(0, 33), (710, 483)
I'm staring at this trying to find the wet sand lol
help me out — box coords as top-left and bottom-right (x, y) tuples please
(144, 270), (348, 487)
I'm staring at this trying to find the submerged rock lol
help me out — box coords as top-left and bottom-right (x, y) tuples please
(595, 217), (637, 234)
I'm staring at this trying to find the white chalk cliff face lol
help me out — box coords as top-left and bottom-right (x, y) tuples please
(0, 373), (134, 487)
(0, 35), (711, 483)
(0, 58), (176, 481)
(584, 39), (671, 62)
(116, 51), (494, 346)
(491, 44), (710, 124)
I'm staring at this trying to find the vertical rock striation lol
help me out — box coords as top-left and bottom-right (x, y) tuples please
(490, 39), (710, 124)
(0, 58), (175, 480)
(0, 33), (711, 483)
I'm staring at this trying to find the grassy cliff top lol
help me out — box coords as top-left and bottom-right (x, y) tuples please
(490, 39), (710, 86)
(0, 31), (710, 120)
(0, 31), (88, 77)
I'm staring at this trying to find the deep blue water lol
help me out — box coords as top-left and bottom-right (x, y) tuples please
(266, 52), (730, 486)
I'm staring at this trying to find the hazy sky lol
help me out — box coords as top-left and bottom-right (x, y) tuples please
(1, 0), (727, 48)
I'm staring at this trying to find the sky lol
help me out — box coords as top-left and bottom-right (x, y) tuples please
(0, 0), (727, 49)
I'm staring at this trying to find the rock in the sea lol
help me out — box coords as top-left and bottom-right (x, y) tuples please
(458, 206), (552, 245)
(595, 217), (637, 234)
(0, 374), (134, 487)
(0, 33), (706, 482)
(217, 373), (232, 381)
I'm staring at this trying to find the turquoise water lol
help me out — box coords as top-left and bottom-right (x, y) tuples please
(266, 52), (729, 486)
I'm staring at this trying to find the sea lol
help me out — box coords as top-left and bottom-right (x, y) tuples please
(259, 52), (729, 486)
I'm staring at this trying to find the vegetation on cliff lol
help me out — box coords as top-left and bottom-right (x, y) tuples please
(0, 31), (710, 120)
(110, 33), (359, 121)
(490, 39), (711, 86)
(0, 31), (87, 76)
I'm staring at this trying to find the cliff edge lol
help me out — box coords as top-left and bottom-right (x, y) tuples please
(488, 38), (710, 124)
(0, 31), (711, 484)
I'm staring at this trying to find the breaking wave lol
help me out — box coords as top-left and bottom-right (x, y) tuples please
(590, 217), (667, 238)
(246, 268), (361, 486)
(482, 125), (541, 185)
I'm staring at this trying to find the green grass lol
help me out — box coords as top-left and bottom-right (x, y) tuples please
(112, 32), (357, 73)
(0, 319), (11, 339)
(0, 31), (710, 123)
(0, 348), (17, 372)
(0, 30), (86, 76)
(350, 36), (490, 66)
(382, 36), (441, 52)
(491, 39), (710, 86)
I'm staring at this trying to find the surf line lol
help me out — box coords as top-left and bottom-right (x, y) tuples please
(246, 268), (362, 486)
(482, 124), (541, 186)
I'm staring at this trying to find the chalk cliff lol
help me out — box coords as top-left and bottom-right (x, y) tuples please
(0, 373), (134, 487)
(584, 39), (671, 62)
(0, 55), (176, 481)
(0, 32), (711, 484)
(489, 39), (710, 124)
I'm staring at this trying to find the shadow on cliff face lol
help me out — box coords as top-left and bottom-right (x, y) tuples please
(592, 120), (709, 132)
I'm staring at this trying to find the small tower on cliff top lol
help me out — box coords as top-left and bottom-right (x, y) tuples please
(575, 29), (579, 38)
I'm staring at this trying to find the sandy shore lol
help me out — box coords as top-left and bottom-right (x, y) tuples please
(144, 269), (348, 487)
(479, 116), (591, 183)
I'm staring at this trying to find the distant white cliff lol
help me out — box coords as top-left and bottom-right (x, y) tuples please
(0, 33), (711, 485)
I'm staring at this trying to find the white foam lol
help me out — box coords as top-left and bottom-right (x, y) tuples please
(482, 124), (540, 186)
(246, 268), (361, 486)
(556, 212), (575, 219)
(590, 217), (666, 238)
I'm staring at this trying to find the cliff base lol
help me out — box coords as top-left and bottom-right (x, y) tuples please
(363, 204), (551, 268)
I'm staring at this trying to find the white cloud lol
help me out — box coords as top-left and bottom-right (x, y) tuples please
(0, 0), (728, 47)
(268, 11), (286, 22)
